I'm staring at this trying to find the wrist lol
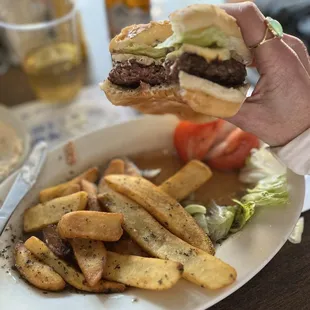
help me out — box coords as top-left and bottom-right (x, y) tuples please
(270, 127), (310, 175)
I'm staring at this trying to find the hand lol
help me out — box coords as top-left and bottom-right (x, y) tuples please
(221, 2), (310, 147)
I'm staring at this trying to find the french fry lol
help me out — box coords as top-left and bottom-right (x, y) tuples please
(24, 237), (126, 293)
(99, 192), (236, 290)
(104, 251), (183, 290)
(81, 180), (101, 211)
(70, 239), (107, 287)
(61, 184), (81, 196)
(15, 242), (66, 291)
(104, 175), (214, 255)
(159, 160), (212, 201)
(24, 192), (88, 232)
(107, 237), (149, 257)
(42, 225), (72, 258)
(98, 159), (125, 194)
(104, 159), (126, 176)
(57, 211), (123, 241)
(39, 167), (98, 203)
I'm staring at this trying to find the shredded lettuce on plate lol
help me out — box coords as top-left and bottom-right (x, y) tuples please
(288, 217), (304, 244)
(239, 147), (286, 184)
(186, 201), (236, 242)
(242, 175), (289, 207)
(185, 199), (255, 241)
(185, 173), (289, 242)
(229, 200), (255, 233)
(205, 201), (236, 242)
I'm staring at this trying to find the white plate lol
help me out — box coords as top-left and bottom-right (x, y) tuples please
(0, 116), (305, 310)
(0, 105), (30, 182)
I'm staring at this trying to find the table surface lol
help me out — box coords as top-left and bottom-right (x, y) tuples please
(213, 211), (310, 310)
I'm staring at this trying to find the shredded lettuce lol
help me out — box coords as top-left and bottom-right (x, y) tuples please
(239, 147), (286, 184)
(193, 213), (209, 234)
(185, 173), (289, 242)
(185, 201), (236, 242)
(230, 200), (255, 233)
(119, 45), (168, 58)
(185, 204), (207, 215)
(242, 175), (289, 207)
(156, 27), (228, 49)
(288, 217), (304, 244)
(205, 201), (236, 242)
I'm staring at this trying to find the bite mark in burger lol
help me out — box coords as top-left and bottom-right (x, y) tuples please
(101, 5), (252, 122)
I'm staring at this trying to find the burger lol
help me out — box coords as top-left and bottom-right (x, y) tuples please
(100, 4), (252, 123)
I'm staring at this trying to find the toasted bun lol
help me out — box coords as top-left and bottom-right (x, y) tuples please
(100, 77), (248, 122)
(100, 80), (216, 123)
(179, 71), (250, 118)
(170, 4), (252, 65)
(109, 21), (172, 53)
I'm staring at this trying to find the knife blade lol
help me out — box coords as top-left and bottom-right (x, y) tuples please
(0, 141), (47, 235)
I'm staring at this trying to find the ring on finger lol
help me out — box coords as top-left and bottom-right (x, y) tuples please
(249, 17), (284, 50)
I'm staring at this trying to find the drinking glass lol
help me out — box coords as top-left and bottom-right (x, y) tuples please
(0, 0), (84, 103)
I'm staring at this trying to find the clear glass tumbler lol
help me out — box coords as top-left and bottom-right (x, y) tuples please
(0, 0), (84, 103)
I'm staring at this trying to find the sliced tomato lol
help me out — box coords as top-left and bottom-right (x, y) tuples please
(207, 128), (260, 171)
(174, 120), (224, 162)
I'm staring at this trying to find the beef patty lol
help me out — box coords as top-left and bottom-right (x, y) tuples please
(108, 53), (246, 88)
(168, 53), (246, 87)
(108, 60), (167, 88)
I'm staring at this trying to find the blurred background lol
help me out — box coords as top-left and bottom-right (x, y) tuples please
(0, 0), (309, 178)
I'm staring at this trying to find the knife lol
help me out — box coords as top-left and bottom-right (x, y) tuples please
(0, 141), (48, 235)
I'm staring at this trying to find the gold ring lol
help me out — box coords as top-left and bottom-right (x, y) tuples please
(249, 17), (284, 50)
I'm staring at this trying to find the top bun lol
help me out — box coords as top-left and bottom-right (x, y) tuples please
(170, 4), (252, 64)
(109, 21), (172, 53)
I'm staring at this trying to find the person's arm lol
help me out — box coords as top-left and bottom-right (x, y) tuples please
(271, 129), (310, 175)
(220, 2), (310, 175)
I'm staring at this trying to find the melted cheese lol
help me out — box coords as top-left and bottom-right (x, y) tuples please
(166, 44), (231, 62)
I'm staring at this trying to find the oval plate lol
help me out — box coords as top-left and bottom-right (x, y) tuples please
(0, 116), (305, 310)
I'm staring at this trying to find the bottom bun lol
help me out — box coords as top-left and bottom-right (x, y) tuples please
(179, 71), (250, 118)
(100, 80), (216, 123)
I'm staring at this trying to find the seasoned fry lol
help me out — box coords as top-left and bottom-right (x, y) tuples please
(104, 251), (183, 290)
(104, 175), (214, 255)
(24, 236), (126, 293)
(98, 159), (125, 194)
(61, 184), (81, 197)
(159, 160), (212, 201)
(107, 237), (149, 257)
(81, 180), (101, 211)
(42, 225), (72, 259)
(57, 211), (123, 241)
(40, 167), (99, 203)
(104, 159), (126, 176)
(15, 242), (66, 291)
(99, 192), (236, 290)
(24, 192), (88, 232)
(70, 239), (107, 287)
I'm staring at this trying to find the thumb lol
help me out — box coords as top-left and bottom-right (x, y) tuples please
(225, 99), (266, 135)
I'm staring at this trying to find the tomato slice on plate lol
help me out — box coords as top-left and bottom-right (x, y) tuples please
(207, 128), (260, 171)
(174, 120), (224, 162)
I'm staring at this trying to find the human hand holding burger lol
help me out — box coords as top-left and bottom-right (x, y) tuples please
(221, 2), (310, 148)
